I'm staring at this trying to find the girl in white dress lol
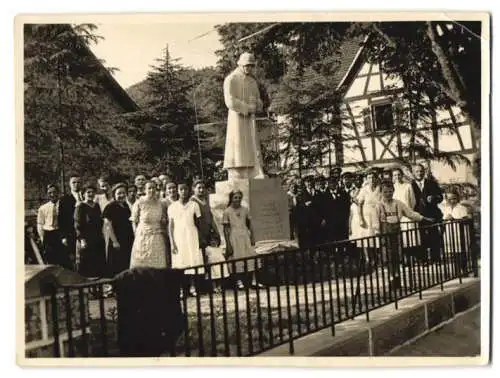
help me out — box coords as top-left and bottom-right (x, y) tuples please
(222, 190), (264, 290)
(440, 188), (471, 256)
(168, 183), (204, 297)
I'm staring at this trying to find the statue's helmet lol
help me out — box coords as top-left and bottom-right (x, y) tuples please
(237, 52), (256, 66)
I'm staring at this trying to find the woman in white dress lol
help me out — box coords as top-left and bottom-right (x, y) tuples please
(357, 168), (383, 258)
(392, 167), (419, 251)
(222, 190), (263, 290)
(168, 183), (204, 297)
(129, 181), (168, 269)
(349, 186), (362, 240)
(96, 176), (113, 254)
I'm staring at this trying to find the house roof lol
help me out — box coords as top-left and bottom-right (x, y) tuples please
(291, 36), (366, 89)
(334, 35), (368, 90)
(55, 24), (139, 112)
(81, 42), (140, 112)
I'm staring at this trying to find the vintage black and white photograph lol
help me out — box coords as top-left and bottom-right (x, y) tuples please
(18, 12), (489, 364)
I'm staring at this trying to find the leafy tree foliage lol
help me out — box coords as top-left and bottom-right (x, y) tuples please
(24, 23), (136, 195)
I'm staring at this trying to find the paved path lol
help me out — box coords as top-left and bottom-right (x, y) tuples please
(390, 305), (481, 356)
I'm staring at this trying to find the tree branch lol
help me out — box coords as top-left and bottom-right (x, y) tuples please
(371, 23), (397, 49)
(425, 21), (467, 108)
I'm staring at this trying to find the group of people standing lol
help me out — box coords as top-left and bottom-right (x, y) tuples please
(287, 163), (472, 289)
(36, 173), (262, 296)
(34, 164), (472, 295)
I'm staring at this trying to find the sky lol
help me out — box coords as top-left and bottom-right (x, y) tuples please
(89, 23), (223, 89)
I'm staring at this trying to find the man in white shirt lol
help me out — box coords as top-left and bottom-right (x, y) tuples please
(37, 184), (70, 267)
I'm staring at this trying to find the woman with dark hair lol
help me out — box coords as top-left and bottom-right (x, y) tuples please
(130, 181), (168, 269)
(74, 183), (106, 278)
(103, 183), (134, 278)
(191, 180), (225, 292)
(168, 183), (204, 296)
(191, 180), (221, 253)
(223, 190), (263, 290)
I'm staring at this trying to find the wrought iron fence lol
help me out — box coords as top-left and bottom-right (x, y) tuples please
(41, 218), (478, 358)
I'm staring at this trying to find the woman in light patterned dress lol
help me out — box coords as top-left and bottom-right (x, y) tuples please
(129, 181), (168, 269)
(223, 190), (263, 290)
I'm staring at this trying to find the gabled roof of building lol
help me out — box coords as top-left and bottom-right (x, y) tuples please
(334, 35), (368, 90)
(81, 42), (140, 112)
(56, 24), (140, 112)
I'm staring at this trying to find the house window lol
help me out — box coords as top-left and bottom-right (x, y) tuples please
(372, 103), (394, 131)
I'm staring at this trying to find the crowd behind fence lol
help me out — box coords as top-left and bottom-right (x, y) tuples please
(34, 218), (478, 358)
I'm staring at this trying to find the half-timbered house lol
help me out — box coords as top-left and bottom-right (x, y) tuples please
(277, 37), (478, 184)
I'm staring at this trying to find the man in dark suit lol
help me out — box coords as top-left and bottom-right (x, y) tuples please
(410, 164), (443, 263)
(313, 175), (333, 245)
(320, 174), (350, 243)
(287, 181), (298, 241)
(58, 174), (83, 270)
(337, 172), (356, 241)
(295, 175), (317, 249)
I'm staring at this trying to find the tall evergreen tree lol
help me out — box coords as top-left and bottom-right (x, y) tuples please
(124, 46), (199, 182)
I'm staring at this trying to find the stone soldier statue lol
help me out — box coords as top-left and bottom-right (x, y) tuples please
(223, 52), (266, 180)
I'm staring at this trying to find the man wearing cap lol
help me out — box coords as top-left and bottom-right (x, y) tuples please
(223, 52), (266, 180)
(331, 167), (342, 187)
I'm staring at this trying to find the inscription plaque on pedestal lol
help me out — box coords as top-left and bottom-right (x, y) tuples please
(248, 178), (289, 242)
(209, 178), (290, 244)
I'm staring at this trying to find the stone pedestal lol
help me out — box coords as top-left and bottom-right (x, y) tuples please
(209, 178), (290, 247)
